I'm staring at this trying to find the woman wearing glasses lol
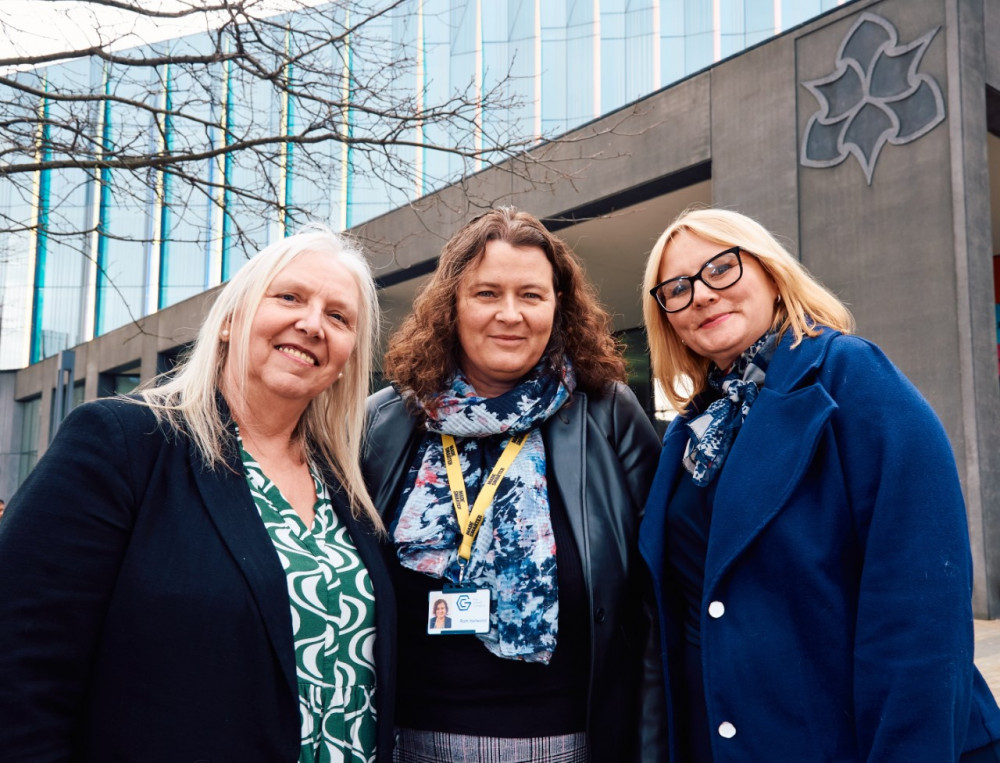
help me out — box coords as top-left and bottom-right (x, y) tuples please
(640, 207), (1000, 762)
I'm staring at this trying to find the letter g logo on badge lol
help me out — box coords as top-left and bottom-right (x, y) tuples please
(456, 594), (472, 611)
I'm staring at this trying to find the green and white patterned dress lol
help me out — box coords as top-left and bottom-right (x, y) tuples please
(240, 439), (377, 763)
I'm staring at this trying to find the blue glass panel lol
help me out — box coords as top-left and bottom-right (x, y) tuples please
(224, 24), (281, 261)
(745, 0), (776, 46)
(420, 0), (458, 193)
(159, 33), (216, 309)
(344, 3), (419, 226)
(540, 0), (570, 135)
(782, 0), (822, 30)
(496, 0), (537, 154)
(661, 0), (686, 36)
(565, 0), (597, 124)
(601, 0), (628, 114)
(624, 1), (655, 103)
(37, 163), (89, 357)
(719, 0), (746, 58)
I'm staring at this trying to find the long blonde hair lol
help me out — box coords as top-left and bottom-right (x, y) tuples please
(136, 226), (382, 529)
(642, 207), (854, 413)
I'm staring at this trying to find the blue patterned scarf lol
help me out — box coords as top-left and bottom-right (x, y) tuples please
(392, 361), (575, 664)
(683, 332), (778, 486)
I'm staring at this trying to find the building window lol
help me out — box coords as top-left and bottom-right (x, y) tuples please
(16, 397), (40, 485)
(98, 362), (141, 397)
(158, 344), (191, 376)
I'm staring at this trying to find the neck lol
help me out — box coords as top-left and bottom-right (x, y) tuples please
(222, 380), (305, 458)
(460, 367), (516, 399)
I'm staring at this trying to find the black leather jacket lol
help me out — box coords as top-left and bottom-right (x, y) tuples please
(362, 382), (665, 762)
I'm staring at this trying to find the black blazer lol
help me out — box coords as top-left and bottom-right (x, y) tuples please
(0, 398), (396, 763)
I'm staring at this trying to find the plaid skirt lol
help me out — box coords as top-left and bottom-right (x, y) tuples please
(393, 728), (589, 763)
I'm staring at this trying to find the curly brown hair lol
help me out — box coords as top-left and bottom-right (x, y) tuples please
(383, 207), (626, 411)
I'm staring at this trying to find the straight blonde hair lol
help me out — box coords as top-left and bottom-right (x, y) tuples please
(642, 207), (854, 413)
(135, 226), (382, 530)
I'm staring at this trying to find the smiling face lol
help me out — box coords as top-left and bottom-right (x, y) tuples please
(225, 249), (360, 415)
(435, 601), (448, 617)
(455, 239), (557, 398)
(660, 230), (778, 370)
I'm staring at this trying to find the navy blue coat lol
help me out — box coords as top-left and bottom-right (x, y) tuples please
(640, 329), (1000, 761)
(0, 398), (396, 762)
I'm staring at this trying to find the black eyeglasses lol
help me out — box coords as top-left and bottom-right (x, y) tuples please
(649, 247), (744, 313)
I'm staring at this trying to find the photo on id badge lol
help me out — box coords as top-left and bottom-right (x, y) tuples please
(426, 588), (491, 635)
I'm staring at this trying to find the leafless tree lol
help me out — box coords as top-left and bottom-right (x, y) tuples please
(0, 0), (535, 263)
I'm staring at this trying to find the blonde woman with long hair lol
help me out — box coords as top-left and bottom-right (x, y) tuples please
(639, 207), (1000, 762)
(0, 228), (396, 763)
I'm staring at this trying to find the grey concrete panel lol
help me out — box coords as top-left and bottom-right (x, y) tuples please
(13, 352), (56, 402)
(796, 0), (961, 418)
(949, 0), (1000, 617)
(986, 0), (1000, 88)
(711, 35), (800, 250)
(508, 76), (712, 218)
(796, 0), (1000, 616)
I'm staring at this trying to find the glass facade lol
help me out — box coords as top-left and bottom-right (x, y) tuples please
(0, 0), (846, 370)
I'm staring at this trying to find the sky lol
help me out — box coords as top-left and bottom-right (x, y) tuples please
(0, 1), (198, 62)
(0, 0), (319, 65)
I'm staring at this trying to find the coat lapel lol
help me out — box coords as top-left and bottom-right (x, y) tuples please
(543, 394), (588, 565)
(703, 328), (838, 588)
(642, 329), (841, 593)
(364, 390), (424, 521)
(704, 383), (836, 590)
(190, 443), (298, 702)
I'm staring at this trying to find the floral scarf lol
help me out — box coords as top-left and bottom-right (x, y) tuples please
(683, 331), (778, 486)
(392, 361), (575, 664)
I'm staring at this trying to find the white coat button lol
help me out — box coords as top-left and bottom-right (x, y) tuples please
(718, 722), (736, 738)
(708, 601), (725, 618)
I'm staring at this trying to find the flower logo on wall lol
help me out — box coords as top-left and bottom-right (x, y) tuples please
(800, 12), (945, 185)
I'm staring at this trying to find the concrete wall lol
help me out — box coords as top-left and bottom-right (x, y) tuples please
(790, 0), (1000, 616)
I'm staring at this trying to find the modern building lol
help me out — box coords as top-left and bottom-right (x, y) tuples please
(1, 0), (999, 615)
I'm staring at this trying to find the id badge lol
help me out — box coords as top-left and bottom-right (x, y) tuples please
(427, 585), (491, 635)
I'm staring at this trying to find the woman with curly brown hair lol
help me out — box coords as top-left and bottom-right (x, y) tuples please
(363, 207), (663, 763)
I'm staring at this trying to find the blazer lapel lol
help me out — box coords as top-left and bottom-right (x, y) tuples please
(364, 393), (423, 520)
(191, 443), (297, 701)
(543, 394), (587, 565)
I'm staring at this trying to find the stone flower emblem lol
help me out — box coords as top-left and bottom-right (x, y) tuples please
(800, 12), (945, 185)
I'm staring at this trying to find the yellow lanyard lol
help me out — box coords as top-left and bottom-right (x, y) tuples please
(441, 432), (528, 571)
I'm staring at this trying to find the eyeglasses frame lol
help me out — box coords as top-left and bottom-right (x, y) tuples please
(649, 246), (745, 313)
